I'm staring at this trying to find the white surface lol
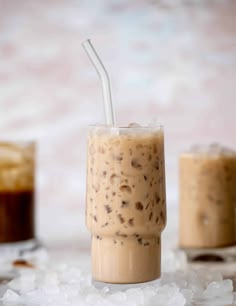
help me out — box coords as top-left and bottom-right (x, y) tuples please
(0, 250), (235, 305)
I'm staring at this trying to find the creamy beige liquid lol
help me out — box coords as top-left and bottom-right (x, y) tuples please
(179, 147), (236, 249)
(86, 126), (166, 284)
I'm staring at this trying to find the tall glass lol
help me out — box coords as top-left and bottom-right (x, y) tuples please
(0, 141), (38, 254)
(86, 125), (166, 284)
(179, 144), (236, 262)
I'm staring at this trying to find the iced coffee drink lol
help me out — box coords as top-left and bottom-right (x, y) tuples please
(86, 125), (166, 284)
(179, 144), (236, 255)
(0, 142), (35, 246)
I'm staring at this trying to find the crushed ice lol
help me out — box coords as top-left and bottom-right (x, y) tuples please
(0, 249), (235, 306)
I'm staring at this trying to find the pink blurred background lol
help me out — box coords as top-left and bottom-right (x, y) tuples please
(0, 0), (236, 241)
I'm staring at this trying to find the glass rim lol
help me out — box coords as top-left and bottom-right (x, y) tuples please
(88, 124), (164, 130)
(0, 140), (36, 145)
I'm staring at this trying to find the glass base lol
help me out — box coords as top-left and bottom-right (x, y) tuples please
(179, 244), (236, 263)
(0, 239), (42, 257)
(92, 278), (161, 292)
(0, 239), (46, 281)
(91, 236), (161, 284)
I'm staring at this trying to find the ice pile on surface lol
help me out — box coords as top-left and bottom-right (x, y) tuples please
(0, 259), (235, 306)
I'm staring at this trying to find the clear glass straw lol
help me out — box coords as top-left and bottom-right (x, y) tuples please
(82, 39), (115, 125)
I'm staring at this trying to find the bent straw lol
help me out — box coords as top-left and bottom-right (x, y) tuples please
(82, 39), (115, 125)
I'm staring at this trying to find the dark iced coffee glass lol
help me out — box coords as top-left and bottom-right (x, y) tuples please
(0, 141), (37, 253)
